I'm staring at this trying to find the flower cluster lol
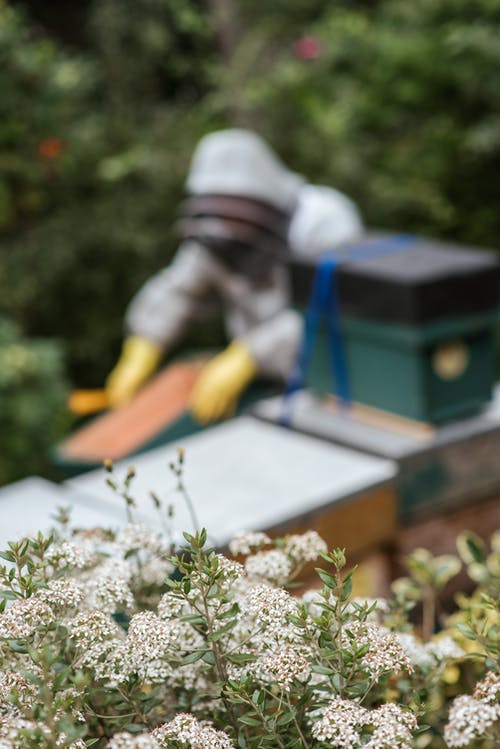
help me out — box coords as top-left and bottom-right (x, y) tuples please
(444, 671), (500, 747)
(312, 697), (417, 749)
(0, 509), (497, 749)
(343, 621), (414, 678)
(106, 714), (235, 749)
(244, 548), (293, 585)
(153, 713), (235, 749)
(0, 598), (53, 640)
(237, 529), (328, 586)
(397, 632), (464, 670)
(46, 540), (96, 570)
(228, 531), (271, 556)
(0, 672), (36, 716)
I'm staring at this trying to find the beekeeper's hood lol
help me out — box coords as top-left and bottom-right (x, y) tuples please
(186, 129), (303, 214)
(288, 184), (364, 257)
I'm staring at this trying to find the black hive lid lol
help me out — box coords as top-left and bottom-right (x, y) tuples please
(289, 232), (500, 324)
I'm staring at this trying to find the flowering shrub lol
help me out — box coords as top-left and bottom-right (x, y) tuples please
(0, 475), (498, 748)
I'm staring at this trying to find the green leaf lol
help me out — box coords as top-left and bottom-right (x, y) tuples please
(7, 641), (28, 653)
(414, 724), (431, 735)
(202, 650), (216, 665)
(181, 650), (206, 665)
(180, 613), (205, 626)
(216, 602), (239, 619)
(0, 590), (20, 600)
(456, 623), (476, 640)
(341, 573), (353, 601)
(226, 652), (257, 665)
(311, 664), (334, 675)
(315, 568), (336, 588)
(457, 532), (487, 565)
(276, 712), (295, 726)
(238, 715), (262, 727)
(123, 724), (146, 733)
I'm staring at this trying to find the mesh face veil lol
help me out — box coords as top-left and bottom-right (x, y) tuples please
(180, 130), (303, 281)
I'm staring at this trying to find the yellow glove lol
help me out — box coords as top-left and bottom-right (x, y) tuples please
(189, 340), (257, 423)
(106, 336), (162, 408)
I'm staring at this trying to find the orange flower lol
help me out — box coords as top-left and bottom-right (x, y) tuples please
(37, 137), (65, 160)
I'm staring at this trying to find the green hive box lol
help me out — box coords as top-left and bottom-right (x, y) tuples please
(290, 234), (500, 424)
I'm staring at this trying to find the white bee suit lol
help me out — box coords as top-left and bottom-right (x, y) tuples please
(125, 129), (304, 381)
(288, 184), (364, 258)
(125, 240), (301, 380)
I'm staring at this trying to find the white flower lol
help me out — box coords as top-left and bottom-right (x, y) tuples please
(397, 633), (464, 670)
(92, 557), (133, 582)
(244, 584), (300, 631)
(153, 713), (235, 749)
(126, 611), (174, 683)
(348, 597), (390, 621)
(343, 622), (413, 678)
(0, 672), (36, 715)
(311, 699), (416, 749)
(311, 697), (368, 747)
(83, 574), (134, 613)
(229, 531), (271, 556)
(117, 524), (167, 555)
(0, 598), (53, 640)
(284, 531), (327, 562)
(46, 541), (95, 569)
(251, 647), (310, 689)
(157, 592), (188, 620)
(94, 639), (134, 687)
(397, 632), (433, 669)
(124, 611), (204, 687)
(106, 732), (160, 749)
(427, 635), (464, 663)
(473, 670), (500, 704)
(245, 550), (293, 585)
(37, 579), (84, 609)
(214, 554), (244, 581)
(444, 694), (499, 747)
(66, 610), (124, 668)
(365, 703), (417, 749)
(138, 558), (174, 586)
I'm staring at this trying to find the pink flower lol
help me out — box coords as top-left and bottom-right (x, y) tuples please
(293, 35), (321, 60)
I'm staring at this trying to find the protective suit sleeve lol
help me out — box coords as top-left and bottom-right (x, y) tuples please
(239, 308), (303, 381)
(125, 241), (216, 349)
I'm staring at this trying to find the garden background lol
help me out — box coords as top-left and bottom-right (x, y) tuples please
(2, 0), (500, 485)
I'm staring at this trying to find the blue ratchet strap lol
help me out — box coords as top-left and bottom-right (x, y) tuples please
(280, 233), (416, 427)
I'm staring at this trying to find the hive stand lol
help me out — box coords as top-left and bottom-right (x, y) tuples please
(65, 416), (398, 586)
(253, 387), (500, 523)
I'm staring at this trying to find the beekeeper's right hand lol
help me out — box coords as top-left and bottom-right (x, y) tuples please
(105, 336), (162, 408)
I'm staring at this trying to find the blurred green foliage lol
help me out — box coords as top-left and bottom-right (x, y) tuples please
(0, 0), (217, 388)
(2, 0), (500, 483)
(237, 0), (500, 246)
(0, 317), (69, 485)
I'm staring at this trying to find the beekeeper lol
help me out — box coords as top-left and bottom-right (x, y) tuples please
(105, 129), (304, 422)
(288, 183), (364, 260)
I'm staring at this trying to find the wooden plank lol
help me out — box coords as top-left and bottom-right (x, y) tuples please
(323, 395), (435, 440)
(0, 477), (125, 547)
(267, 484), (396, 559)
(59, 358), (208, 462)
(67, 417), (397, 549)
